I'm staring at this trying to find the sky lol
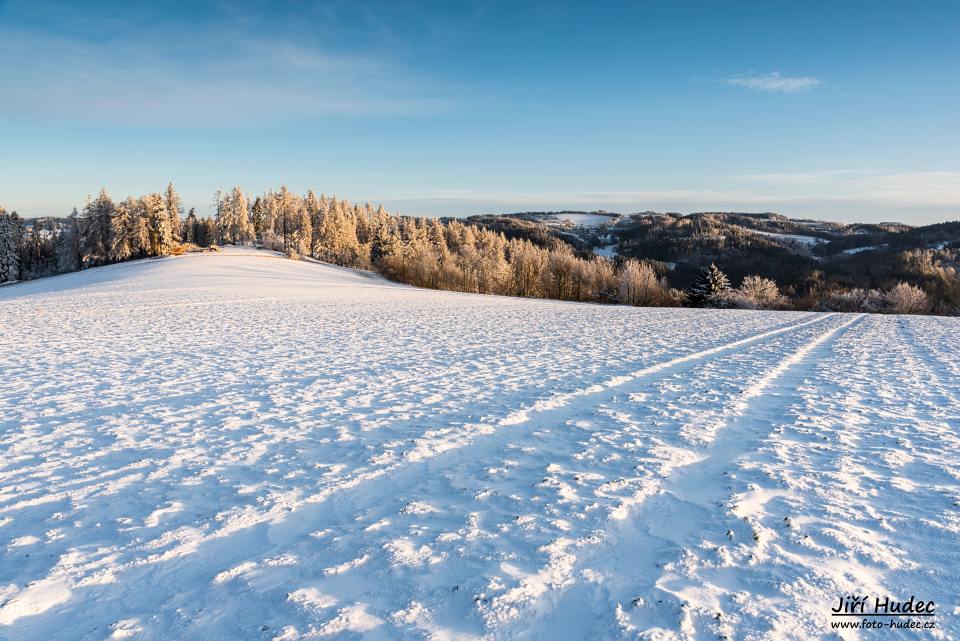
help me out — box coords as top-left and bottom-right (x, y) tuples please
(1, 0), (958, 224)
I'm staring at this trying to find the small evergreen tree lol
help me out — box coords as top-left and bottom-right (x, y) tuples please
(688, 263), (730, 307)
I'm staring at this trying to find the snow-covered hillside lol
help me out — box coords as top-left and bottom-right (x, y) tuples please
(1, 248), (958, 640)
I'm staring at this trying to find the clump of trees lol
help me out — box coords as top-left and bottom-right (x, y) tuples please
(1, 184), (195, 283)
(1, 187), (956, 316)
(815, 282), (930, 314)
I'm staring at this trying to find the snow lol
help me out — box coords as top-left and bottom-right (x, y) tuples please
(842, 245), (882, 254)
(750, 229), (827, 246)
(1, 247), (958, 640)
(593, 244), (618, 257)
(550, 213), (616, 227)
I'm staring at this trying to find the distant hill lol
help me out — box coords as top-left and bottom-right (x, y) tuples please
(465, 210), (960, 308)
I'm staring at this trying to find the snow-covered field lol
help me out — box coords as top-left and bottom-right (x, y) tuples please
(749, 230), (827, 246)
(548, 213), (617, 227)
(1, 248), (958, 640)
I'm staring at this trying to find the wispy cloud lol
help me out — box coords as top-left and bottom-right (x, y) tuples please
(0, 25), (447, 127)
(720, 71), (821, 93)
(729, 170), (960, 206)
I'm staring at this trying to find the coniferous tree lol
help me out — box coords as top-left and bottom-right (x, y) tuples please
(304, 191), (321, 258)
(20, 218), (57, 278)
(294, 206), (312, 257)
(272, 186), (299, 255)
(183, 208), (198, 244)
(110, 197), (140, 262)
(211, 187), (225, 244)
(251, 197), (266, 246)
(56, 208), (82, 273)
(218, 187), (252, 244)
(80, 189), (116, 266)
(688, 263), (731, 307)
(0, 207), (24, 283)
(164, 182), (183, 242)
(134, 211), (152, 257)
(143, 193), (172, 256)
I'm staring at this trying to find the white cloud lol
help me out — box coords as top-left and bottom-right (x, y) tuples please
(729, 170), (960, 206)
(0, 27), (446, 127)
(720, 72), (821, 93)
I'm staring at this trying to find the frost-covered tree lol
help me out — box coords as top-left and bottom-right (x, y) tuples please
(135, 212), (152, 257)
(80, 189), (116, 266)
(618, 260), (669, 307)
(293, 206), (312, 257)
(304, 191), (322, 258)
(885, 282), (930, 314)
(270, 186), (301, 255)
(143, 193), (172, 256)
(725, 275), (786, 310)
(192, 216), (216, 247)
(546, 244), (577, 300)
(56, 208), (82, 273)
(183, 208), (198, 244)
(371, 215), (402, 266)
(20, 218), (59, 278)
(816, 288), (886, 313)
(688, 263), (731, 307)
(164, 182), (183, 242)
(0, 207), (24, 282)
(218, 187), (253, 245)
(250, 196), (267, 246)
(111, 197), (141, 262)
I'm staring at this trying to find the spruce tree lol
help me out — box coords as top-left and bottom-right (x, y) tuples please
(0, 207), (24, 283)
(164, 182), (183, 242)
(228, 187), (253, 244)
(183, 208), (198, 244)
(80, 189), (116, 266)
(134, 213), (151, 257)
(251, 197), (266, 246)
(56, 208), (82, 273)
(688, 263), (731, 307)
(143, 193), (171, 256)
(110, 197), (140, 261)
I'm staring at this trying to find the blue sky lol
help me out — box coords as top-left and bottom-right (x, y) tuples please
(1, 0), (958, 223)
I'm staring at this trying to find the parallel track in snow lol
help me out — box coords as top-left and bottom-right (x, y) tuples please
(1, 251), (957, 641)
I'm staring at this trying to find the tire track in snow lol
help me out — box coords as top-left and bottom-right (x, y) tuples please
(494, 313), (835, 429)
(158, 314), (838, 544)
(498, 313), (865, 641)
(0, 310), (771, 516)
(657, 315), (960, 641)
(258, 314), (840, 541)
(0, 314), (838, 637)
(189, 314), (849, 638)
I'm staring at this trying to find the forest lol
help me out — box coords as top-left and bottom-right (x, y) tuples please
(1, 185), (954, 315)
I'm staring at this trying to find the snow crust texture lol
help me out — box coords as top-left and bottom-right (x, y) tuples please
(1, 249), (958, 640)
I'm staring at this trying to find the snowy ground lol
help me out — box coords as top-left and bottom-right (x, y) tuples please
(748, 230), (827, 247)
(547, 213), (617, 227)
(1, 248), (958, 641)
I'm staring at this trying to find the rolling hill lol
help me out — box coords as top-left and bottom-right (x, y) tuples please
(1, 248), (958, 640)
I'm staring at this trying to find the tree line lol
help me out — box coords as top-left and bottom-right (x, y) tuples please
(0, 185), (941, 315)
